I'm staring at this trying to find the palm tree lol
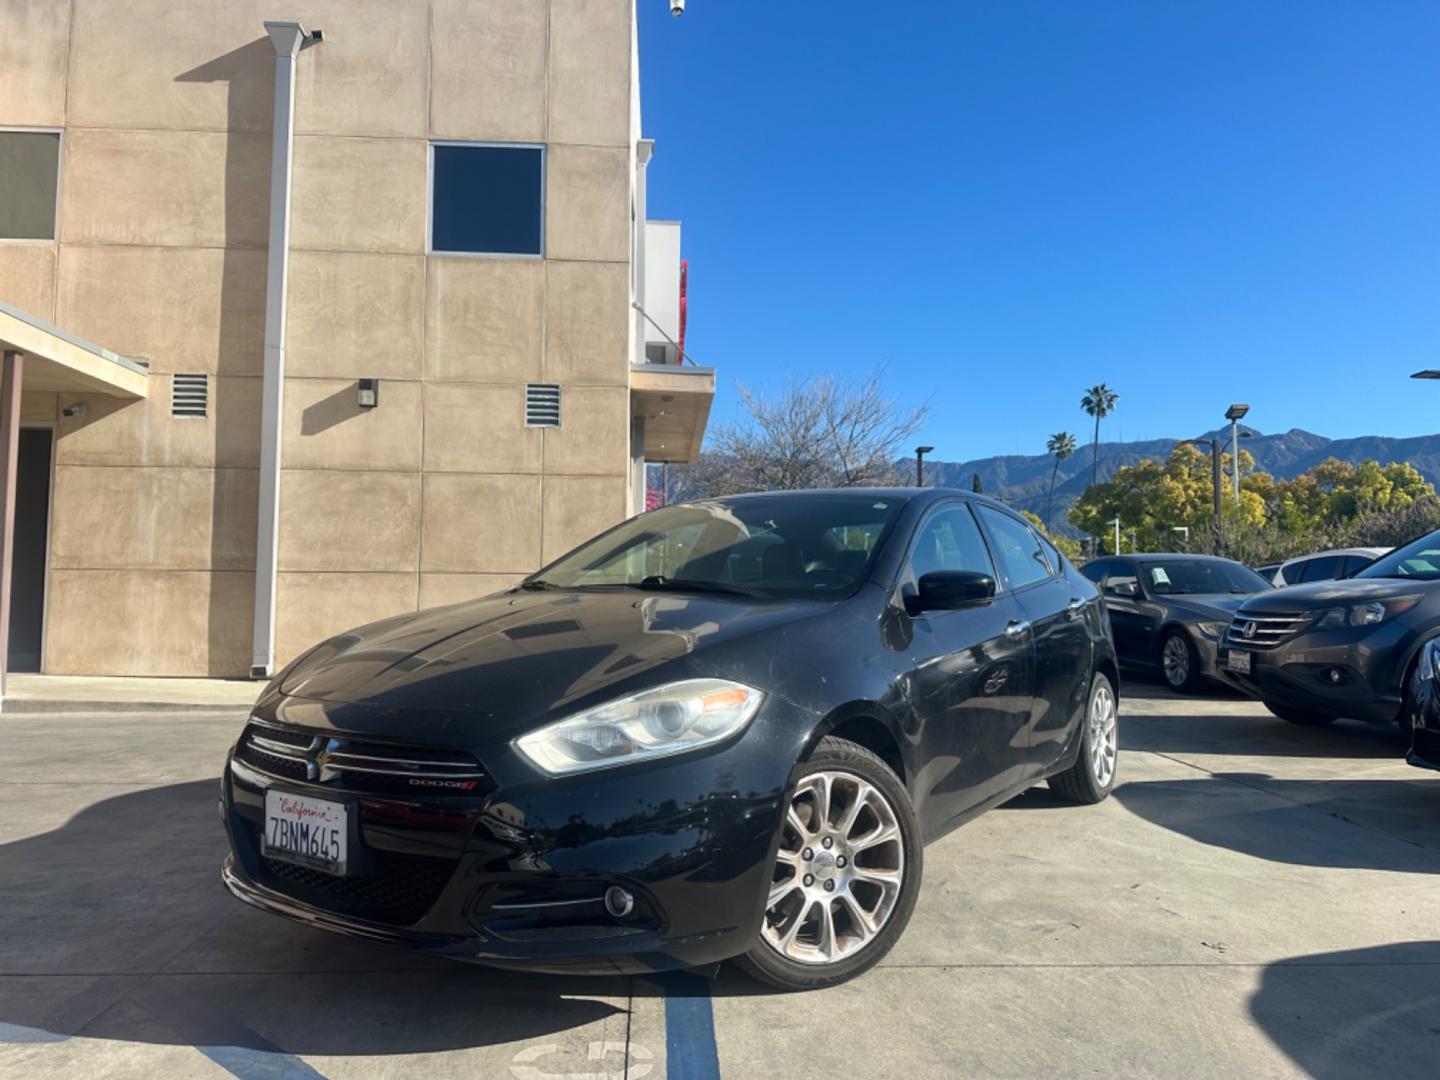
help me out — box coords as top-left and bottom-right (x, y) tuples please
(1045, 431), (1077, 530)
(1080, 384), (1119, 487)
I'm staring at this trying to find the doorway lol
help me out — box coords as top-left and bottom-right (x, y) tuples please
(8, 426), (52, 672)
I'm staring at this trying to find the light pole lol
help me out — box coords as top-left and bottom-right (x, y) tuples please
(1181, 438), (1224, 530)
(914, 445), (934, 487)
(1108, 516), (1121, 555)
(1225, 404), (1249, 504)
(1171, 525), (1190, 549)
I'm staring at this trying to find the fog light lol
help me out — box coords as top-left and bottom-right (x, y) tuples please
(1328, 669), (1343, 684)
(604, 886), (634, 918)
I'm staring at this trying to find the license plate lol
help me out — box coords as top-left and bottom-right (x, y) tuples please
(1226, 649), (1252, 675)
(263, 790), (348, 875)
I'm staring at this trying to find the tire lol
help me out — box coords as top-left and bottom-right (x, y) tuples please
(735, 736), (922, 991)
(1160, 630), (1203, 694)
(1048, 672), (1119, 804)
(1264, 701), (1337, 726)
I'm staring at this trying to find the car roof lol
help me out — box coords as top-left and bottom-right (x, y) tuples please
(1279, 546), (1390, 565)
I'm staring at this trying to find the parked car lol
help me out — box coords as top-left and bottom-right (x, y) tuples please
(220, 489), (1119, 990)
(1080, 554), (1274, 693)
(1402, 639), (1440, 772)
(1273, 546), (1390, 587)
(1218, 528), (1440, 734)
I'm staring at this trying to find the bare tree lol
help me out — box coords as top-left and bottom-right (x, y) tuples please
(674, 368), (930, 498)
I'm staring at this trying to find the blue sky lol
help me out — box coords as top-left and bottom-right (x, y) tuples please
(637, 2), (1440, 462)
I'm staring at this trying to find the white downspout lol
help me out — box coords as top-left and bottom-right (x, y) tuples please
(251, 21), (315, 678)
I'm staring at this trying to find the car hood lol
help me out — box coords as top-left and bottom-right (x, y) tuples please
(1160, 593), (1251, 621)
(1238, 577), (1431, 613)
(278, 588), (820, 725)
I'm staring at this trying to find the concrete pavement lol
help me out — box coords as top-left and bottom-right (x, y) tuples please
(1, 684), (1437, 1078)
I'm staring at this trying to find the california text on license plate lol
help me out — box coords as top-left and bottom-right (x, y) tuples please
(263, 790), (348, 875)
(1226, 649), (1252, 675)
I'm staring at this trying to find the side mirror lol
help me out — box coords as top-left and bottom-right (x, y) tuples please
(1106, 580), (1139, 598)
(907, 571), (996, 614)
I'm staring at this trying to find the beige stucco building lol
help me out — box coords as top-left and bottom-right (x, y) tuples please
(0, 0), (712, 681)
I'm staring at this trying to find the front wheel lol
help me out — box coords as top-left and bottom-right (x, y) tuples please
(1048, 672), (1119, 804)
(735, 736), (922, 991)
(1160, 630), (1203, 694)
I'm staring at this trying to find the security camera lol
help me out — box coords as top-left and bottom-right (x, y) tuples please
(670, 0), (685, 14)
(61, 402), (88, 418)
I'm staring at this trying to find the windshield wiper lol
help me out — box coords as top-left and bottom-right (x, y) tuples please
(516, 579), (556, 591)
(633, 575), (765, 598)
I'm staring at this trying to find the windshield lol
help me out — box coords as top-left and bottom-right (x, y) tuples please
(530, 494), (906, 600)
(1355, 530), (1440, 581)
(1139, 559), (1271, 596)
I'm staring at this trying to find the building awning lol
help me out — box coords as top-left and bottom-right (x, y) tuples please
(630, 363), (714, 464)
(0, 300), (148, 399)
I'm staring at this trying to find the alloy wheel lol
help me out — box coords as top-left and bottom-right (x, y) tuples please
(1161, 635), (1190, 688)
(760, 771), (906, 965)
(1088, 680), (1118, 787)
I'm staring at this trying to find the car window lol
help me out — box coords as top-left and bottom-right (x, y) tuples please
(1339, 554), (1375, 578)
(1037, 533), (1065, 576)
(976, 506), (1050, 589)
(1283, 559), (1310, 583)
(906, 503), (997, 584)
(1356, 531), (1440, 580)
(1080, 559), (1109, 584)
(1296, 555), (1343, 583)
(1139, 558), (1269, 594)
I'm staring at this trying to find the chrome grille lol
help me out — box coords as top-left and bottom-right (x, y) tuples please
(236, 718), (488, 791)
(1226, 612), (1310, 650)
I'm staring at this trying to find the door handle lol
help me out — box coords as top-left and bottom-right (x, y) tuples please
(1066, 598), (1085, 619)
(1005, 619), (1031, 639)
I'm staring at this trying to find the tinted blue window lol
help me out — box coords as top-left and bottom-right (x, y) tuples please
(430, 144), (543, 255)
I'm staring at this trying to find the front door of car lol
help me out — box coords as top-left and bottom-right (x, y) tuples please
(974, 506), (1093, 775)
(1101, 563), (1153, 665)
(897, 501), (1035, 830)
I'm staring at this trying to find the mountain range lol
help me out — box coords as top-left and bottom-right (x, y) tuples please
(922, 427), (1440, 535)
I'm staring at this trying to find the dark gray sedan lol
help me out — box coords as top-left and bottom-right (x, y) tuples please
(1080, 554), (1274, 692)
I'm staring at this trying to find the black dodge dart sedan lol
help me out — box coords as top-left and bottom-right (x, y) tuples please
(1218, 527), (1440, 736)
(221, 489), (1119, 990)
(1080, 554), (1273, 693)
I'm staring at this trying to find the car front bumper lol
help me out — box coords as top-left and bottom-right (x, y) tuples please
(1214, 621), (1409, 725)
(220, 696), (808, 975)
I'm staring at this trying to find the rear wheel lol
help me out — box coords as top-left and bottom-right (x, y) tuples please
(1264, 701), (1337, 726)
(736, 736), (921, 991)
(1048, 672), (1119, 804)
(1160, 630), (1203, 694)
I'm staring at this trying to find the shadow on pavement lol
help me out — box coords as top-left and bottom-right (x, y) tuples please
(0, 780), (623, 1054)
(1250, 942), (1440, 1079)
(1113, 776), (1440, 874)
(1122, 709), (1412, 760)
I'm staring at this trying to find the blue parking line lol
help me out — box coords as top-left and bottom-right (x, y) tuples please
(657, 971), (721, 1080)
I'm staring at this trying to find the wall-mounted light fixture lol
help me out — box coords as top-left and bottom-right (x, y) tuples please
(357, 378), (379, 408)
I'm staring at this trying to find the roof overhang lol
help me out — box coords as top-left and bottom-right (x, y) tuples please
(0, 300), (148, 399)
(630, 363), (714, 464)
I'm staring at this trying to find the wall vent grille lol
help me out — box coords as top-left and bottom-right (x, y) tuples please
(525, 383), (561, 428)
(171, 373), (208, 418)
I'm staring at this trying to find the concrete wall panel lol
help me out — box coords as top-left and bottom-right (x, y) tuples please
(21, 392), (57, 423)
(283, 376), (423, 472)
(286, 250), (425, 379)
(425, 258), (544, 382)
(543, 386), (629, 475)
(278, 469), (420, 572)
(548, 0), (631, 148)
(0, 244), (57, 322)
(290, 136), (427, 254)
(50, 465), (258, 571)
(59, 128), (270, 249)
(546, 145), (629, 262)
(45, 568), (253, 676)
(542, 474), (627, 563)
(544, 260), (629, 384)
(55, 245), (266, 376)
(423, 382), (540, 474)
(0, 0), (71, 127)
(430, 0), (547, 142)
(54, 377), (261, 469)
(275, 571), (418, 665)
(420, 473), (541, 573)
(292, 0), (429, 138)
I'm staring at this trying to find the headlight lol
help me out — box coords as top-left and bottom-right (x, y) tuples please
(1195, 621), (1227, 639)
(1315, 597), (1420, 629)
(513, 679), (764, 776)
